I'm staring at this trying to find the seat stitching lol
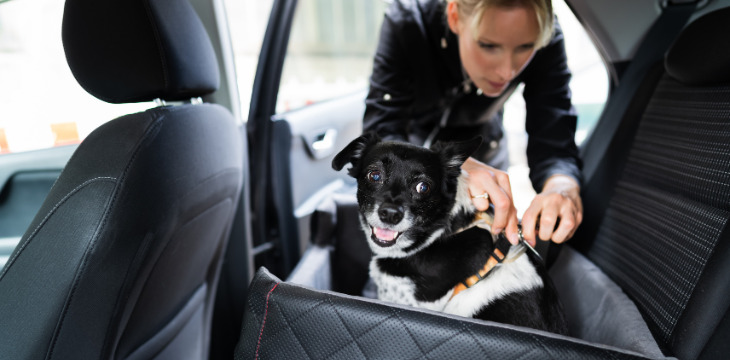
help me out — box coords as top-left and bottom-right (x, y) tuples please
(51, 117), (166, 359)
(393, 311), (428, 358)
(269, 298), (314, 359)
(323, 297), (367, 359)
(527, 332), (575, 360)
(255, 282), (280, 360)
(246, 284), (267, 325)
(252, 296), (329, 359)
(46, 177), (123, 360)
(312, 305), (407, 358)
(335, 306), (406, 339)
(252, 293), (333, 341)
(418, 323), (474, 359)
(529, 333), (557, 359)
(461, 324), (494, 360)
(0, 176), (117, 281)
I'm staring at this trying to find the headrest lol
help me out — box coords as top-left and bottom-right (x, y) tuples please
(665, 7), (730, 86)
(62, 0), (220, 104)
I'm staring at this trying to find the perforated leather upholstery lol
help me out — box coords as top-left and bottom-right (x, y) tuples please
(236, 268), (651, 360)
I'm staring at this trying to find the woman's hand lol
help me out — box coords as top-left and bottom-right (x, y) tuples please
(520, 175), (583, 246)
(462, 157), (521, 245)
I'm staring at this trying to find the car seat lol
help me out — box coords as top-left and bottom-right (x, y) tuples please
(0, 0), (243, 358)
(235, 5), (730, 360)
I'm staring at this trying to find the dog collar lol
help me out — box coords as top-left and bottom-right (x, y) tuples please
(459, 210), (544, 262)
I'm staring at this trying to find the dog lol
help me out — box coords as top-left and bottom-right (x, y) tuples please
(332, 132), (568, 335)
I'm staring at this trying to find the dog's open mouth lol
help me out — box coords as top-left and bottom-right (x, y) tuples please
(371, 226), (400, 247)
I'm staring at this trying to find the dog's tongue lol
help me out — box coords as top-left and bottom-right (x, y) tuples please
(374, 227), (398, 241)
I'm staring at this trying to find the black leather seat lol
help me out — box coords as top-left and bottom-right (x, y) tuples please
(0, 0), (243, 358)
(236, 6), (730, 360)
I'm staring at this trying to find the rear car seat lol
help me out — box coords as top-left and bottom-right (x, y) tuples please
(235, 6), (730, 359)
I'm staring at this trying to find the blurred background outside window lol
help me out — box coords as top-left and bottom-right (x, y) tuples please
(0, 0), (151, 154)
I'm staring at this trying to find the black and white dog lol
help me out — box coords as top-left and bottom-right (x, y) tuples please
(332, 133), (568, 335)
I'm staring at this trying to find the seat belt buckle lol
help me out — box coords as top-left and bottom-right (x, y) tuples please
(517, 225), (544, 263)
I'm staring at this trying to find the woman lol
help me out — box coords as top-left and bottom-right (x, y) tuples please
(363, 0), (583, 246)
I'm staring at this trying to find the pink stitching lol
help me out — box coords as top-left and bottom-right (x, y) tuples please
(255, 282), (280, 359)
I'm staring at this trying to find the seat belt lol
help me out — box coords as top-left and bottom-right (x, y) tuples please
(580, 1), (698, 184)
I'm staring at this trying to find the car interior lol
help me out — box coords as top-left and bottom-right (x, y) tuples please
(238, 1), (730, 360)
(0, 0), (728, 359)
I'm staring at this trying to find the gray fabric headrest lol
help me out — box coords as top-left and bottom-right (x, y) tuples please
(665, 7), (730, 85)
(62, 0), (220, 103)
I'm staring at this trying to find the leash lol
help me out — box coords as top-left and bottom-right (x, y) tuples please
(449, 211), (542, 299)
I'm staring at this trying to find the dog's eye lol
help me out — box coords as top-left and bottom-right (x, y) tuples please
(367, 170), (382, 183)
(415, 182), (430, 194)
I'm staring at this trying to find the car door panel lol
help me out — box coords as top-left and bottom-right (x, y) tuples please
(0, 145), (76, 268)
(281, 91), (363, 212)
(275, 90), (364, 254)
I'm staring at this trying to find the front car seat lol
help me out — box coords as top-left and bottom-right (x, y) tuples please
(0, 0), (243, 358)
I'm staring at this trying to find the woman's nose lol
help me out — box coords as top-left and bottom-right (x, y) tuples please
(494, 54), (514, 81)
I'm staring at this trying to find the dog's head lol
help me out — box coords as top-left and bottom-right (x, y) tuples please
(332, 133), (482, 257)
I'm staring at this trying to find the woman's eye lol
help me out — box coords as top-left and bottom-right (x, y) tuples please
(478, 42), (497, 51)
(367, 170), (382, 182)
(517, 43), (535, 52)
(415, 182), (430, 194)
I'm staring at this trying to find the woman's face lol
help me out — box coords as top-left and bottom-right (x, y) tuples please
(447, 3), (540, 97)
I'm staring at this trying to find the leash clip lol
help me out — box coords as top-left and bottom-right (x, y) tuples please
(517, 226), (543, 263)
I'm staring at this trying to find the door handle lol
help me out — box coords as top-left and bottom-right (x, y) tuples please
(305, 128), (338, 159)
(312, 129), (337, 150)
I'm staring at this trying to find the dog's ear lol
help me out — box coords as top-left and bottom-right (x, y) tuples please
(332, 132), (381, 174)
(433, 136), (483, 170)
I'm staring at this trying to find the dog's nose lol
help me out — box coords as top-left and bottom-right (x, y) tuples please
(378, 204), (404, 224)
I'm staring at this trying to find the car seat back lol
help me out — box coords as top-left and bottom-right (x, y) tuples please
(0, 0), (243, 358)
(575, 7), (730, 359)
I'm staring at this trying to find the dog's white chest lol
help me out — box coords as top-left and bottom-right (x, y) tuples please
(369, 260), (452, 312)
(370, 247), (544, 319)
(442, 250), (544, 318)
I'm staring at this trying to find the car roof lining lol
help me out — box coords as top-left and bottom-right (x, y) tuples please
(566, 0), (728, 65)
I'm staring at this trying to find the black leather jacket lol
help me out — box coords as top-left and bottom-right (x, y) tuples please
(363, 0), (582, 190)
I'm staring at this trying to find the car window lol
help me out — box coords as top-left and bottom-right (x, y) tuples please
(223, 0), (274, 120)
(505, 0), (609, 214)
(0, 0), (152, 154)
(556, 0), (608, 145)
(274, 0), (388, 114)
(271, 0), (606, 136)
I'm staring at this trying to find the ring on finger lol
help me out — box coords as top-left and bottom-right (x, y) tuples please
(472, 192), (489, 200)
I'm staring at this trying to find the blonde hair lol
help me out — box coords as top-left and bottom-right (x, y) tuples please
(447, 0), (554, 48)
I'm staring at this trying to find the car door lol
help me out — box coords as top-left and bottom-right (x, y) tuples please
(0, 148), (74, 268)
(244, 0), (386, 278)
